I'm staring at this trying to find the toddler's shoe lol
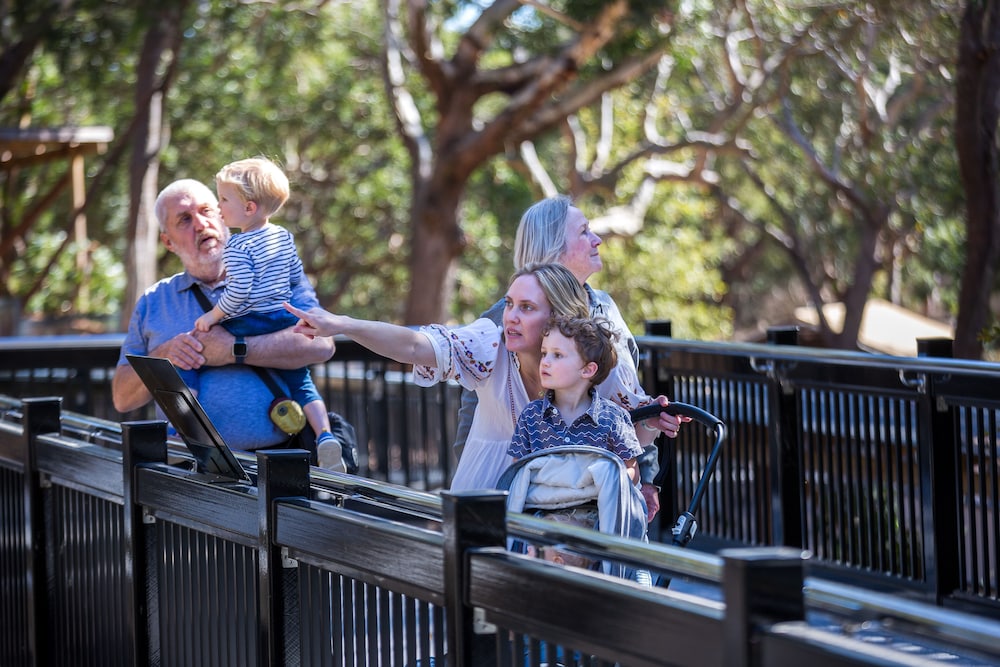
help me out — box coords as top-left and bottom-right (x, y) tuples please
(316, 431), (347, 473)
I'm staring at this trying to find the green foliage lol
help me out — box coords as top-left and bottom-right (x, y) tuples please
(452, 159), (535, 322)
(154, 0), (414, 320)
(661, 0), (963, 336)
(978, 322), (1000, 360)
(0, 0), (142, 319)
(591, 187), (733, 340)
(0, 0), (970, 345)
(8, 233), (125, 316)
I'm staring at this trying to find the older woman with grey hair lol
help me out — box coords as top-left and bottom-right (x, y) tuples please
(454, 195), (684, 520)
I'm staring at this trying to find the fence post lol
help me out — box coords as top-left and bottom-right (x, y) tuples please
(256, 449), (311, 667)
(121, 420), (169, 667)
(21, 397), (61, 667)
(917, 337), (960, 603)
(721, 546), (807, 667)
(441, 490), (507, 667)
(766, 327), (803, 548)
(644, 320), (672, 337)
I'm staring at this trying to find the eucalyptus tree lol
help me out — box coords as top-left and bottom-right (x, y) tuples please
(382, 0), (679, 323)
(387, 0), (963, 348)
(664, 1), (962, 348)
(122, 1), (190, 329)
(461, 0), (961, 346)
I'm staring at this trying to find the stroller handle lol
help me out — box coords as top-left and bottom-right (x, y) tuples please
(630, 401), (723, 430)
(631, 401), (727, 550)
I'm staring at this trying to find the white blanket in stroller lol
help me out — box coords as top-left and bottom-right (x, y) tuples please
(498, 446), (648, 544)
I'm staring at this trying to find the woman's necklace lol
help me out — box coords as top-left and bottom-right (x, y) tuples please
(506, 352), (544, 426)
(506, 353), (519, 426)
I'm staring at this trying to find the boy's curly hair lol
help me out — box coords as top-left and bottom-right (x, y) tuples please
(543, 315), (619, 386)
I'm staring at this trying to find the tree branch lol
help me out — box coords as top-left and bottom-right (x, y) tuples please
(518, 140), (559, 197)
(515, 0), (585, 31)
(382, 0), (432, 178)
(460, 0), (521, 64)
(738, 163), (835, 336)
(774, 96), (874, 215)
(510, 48), (665, 141)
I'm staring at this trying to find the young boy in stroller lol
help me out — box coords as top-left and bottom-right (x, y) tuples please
(497, 315), (650, 582)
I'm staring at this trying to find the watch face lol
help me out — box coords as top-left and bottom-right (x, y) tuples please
(234, 341), (248, 356)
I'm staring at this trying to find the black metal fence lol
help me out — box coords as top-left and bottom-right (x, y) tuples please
(2, 328), (999, 617)
(4, 395), (1000, 667)
(637, 331), (1000, 617)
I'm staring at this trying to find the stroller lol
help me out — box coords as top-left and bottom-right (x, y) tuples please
(496, 402), (726, 582)
(498, 444), (648, 578)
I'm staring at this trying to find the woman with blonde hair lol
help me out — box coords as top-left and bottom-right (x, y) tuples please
(286, 262), (667, 492)
(454, 196), (683, 517)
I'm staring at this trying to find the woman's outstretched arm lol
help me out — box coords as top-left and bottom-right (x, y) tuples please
(284, 302), (437, 367)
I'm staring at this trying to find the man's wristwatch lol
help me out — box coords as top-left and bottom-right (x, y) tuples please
(233, 336), (248, 364)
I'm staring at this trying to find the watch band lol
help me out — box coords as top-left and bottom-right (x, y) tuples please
(233, 335), (248, 364)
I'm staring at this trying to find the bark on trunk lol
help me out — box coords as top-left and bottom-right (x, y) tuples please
(834, 220), (882, 350)
(953, 0), (1000, 359)
(119, 3), (186, 330)
(403, 182), (466, 324)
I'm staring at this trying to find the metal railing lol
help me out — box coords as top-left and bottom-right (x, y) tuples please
(636, 331), (1000, 616)
(2, 328), (998, 615)
(3, 396), (1000, 666)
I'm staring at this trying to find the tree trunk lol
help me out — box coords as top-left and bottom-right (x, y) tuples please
(403, 180), (467, 324)
(834, 219), (882, 350)
(953, 0), (1000, 359)
(120, 3), (186, 330)
(388, 0), (652, 325)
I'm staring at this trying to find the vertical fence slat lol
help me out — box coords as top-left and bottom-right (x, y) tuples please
(257, 448), (310, 666)
(21, 397), (61, 667)
(767, 328), (803, 549)
(122, 420), (168, 667)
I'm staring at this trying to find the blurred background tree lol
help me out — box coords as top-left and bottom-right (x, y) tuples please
(684, 1), (962, 348)
(0, 0), (980, 355)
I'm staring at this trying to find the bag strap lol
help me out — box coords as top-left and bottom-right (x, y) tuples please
(190, 285), (288, 400)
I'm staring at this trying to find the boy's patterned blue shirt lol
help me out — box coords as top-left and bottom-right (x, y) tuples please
(508, 389), (643, 461)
